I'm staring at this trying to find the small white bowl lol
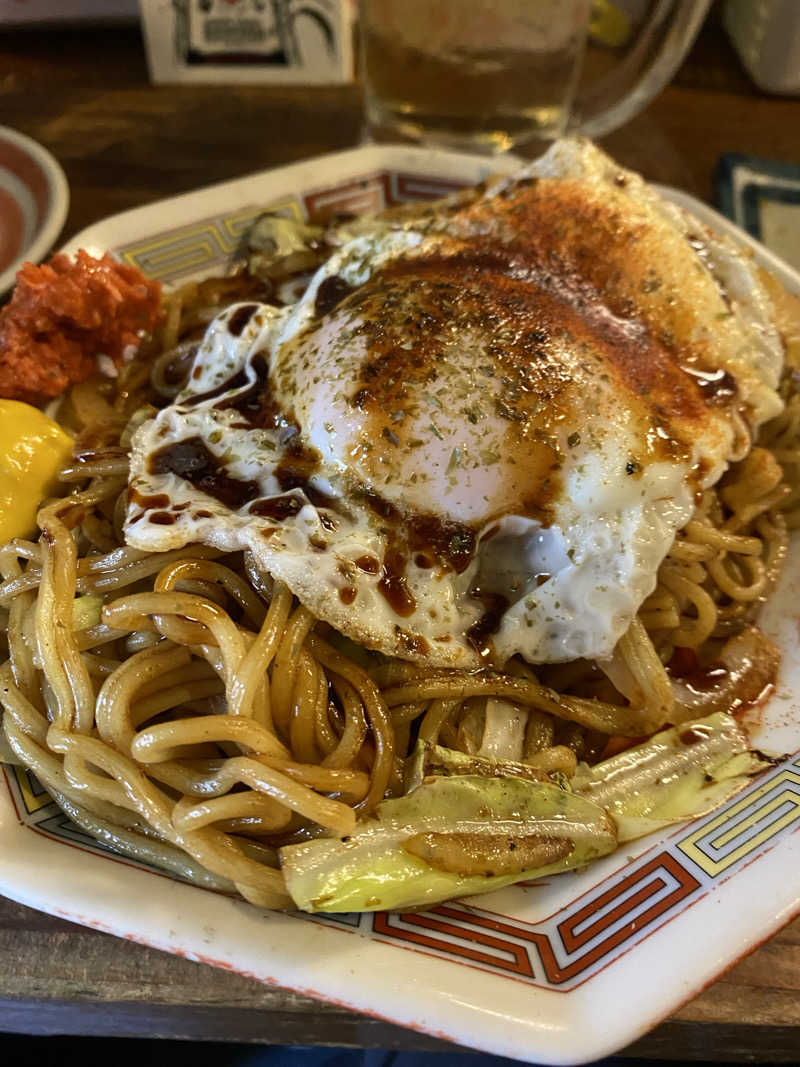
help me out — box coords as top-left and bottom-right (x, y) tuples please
(0, 125), (69, 295)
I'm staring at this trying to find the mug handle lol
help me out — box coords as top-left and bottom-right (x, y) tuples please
(570, 0), (712, 138)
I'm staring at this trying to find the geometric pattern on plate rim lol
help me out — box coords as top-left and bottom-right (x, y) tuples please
(3, 751), (800, 991)
(114, 171), (468, 284)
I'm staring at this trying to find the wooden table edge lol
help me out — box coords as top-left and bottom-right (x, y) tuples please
(1, 993), (799, 1060)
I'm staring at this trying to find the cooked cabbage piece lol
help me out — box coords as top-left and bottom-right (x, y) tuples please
(280, 775), (616, 913)
(572, 711), (770, 841)
(281, 711), (768, 913)
(405, 740), (563, 791)
(245, 214), (324, 280)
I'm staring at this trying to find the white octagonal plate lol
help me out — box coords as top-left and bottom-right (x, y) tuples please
(1, 145), (799, 1064)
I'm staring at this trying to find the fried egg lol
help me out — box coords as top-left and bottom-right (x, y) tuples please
(126, 139), (785, 668)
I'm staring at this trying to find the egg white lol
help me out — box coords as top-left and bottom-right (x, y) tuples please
(125, 140), (784, 668)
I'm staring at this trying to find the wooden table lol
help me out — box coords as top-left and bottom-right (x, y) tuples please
(1, 11), (799, 1060)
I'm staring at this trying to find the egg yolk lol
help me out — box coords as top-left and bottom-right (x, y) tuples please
(0, 399), (73, 543)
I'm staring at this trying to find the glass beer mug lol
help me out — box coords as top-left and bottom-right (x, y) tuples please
(360, 0), (711, 153)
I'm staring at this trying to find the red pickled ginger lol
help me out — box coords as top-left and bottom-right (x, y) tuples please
(0, 250), (163, 404)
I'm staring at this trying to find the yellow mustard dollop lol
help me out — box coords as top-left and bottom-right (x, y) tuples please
(0, 400), (73, 544)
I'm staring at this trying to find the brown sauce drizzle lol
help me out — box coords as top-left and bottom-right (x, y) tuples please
(148, 511), (176, 525)
(249, 494), (303, 521)
(182, 352), (262, 413)
(314, 275), (354, 318)
(466, 589), (509, 658)
(127, 488), (170, 510)
(395, 627), (430, 656)
(233, 377), (300, 442)
(378, 548), (416, 617)
(183, 367), (250, 408)
(227, 303), (259, 337)
(149, 437), (259, 510)
(359, 485), (401, 522)
(338, 586), (357, 605)
(354, 554), (380, 574)
(408, 515), (475, 575)
(273, 439), (333, 510)
(218, 353), (268, 420)
(273, 440), (320, 486)
(182, 352), (302, 442)
(360, 485), (477, 575)
(248, 491), (335, 532)
(358, 484), (482, 618)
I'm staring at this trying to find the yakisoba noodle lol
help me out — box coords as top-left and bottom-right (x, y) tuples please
(1, 225), (800, 909)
